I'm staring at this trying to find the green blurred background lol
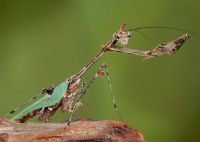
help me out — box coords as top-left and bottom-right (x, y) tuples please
(0, 0), (200, 141)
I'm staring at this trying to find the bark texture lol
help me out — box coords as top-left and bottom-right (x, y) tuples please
(0, 117), (145, 142)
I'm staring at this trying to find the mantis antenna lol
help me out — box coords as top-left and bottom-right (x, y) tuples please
(128, 26), (200, 37)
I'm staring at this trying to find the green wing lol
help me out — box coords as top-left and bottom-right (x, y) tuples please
(11, 80), (69, 120)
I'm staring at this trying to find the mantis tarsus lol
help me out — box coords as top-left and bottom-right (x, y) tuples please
(5, 24), (190, 123)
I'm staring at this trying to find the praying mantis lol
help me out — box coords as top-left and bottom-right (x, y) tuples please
(5, 24), (190, 123)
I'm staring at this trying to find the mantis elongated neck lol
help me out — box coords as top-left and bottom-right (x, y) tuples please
(72, 38), (117, 80)
(75, 48), (106, 79)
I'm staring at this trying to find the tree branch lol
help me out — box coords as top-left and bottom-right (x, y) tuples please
(0, 117), (144, 142)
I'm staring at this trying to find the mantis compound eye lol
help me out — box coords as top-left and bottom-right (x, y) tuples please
(185, 34), (190, 39)
(127, 31), (132, 38)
